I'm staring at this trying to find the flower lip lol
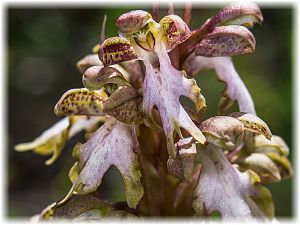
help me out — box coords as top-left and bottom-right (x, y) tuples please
(116, 10), (152, 34)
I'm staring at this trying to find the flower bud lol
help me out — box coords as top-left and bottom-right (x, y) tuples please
(244, 153), (281, 182)
(216, 2), (263, 27)
(229, 112), (272, 140)
(83, 66), (128, 92)
(200, 116), (244, 150)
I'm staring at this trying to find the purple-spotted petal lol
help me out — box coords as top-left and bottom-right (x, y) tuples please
(159, 14), (191, 51)
(99, 37), (138, 66)
(195, 25), (255, 57)
(103, 86), (143, 125)
(207, 1), (263, 30)
(54, 88), (108, 117)
(116, 10), (152, 34)
(228, 112), (272, 140)
(200, 116), (244, 150)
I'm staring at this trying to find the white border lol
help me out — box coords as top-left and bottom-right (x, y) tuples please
(1, 0), (299, 224)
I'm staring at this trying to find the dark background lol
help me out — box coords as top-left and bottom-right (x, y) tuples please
(7, 4), (293, 218)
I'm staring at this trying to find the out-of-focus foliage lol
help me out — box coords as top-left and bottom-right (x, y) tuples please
(8, 5), (293, 217)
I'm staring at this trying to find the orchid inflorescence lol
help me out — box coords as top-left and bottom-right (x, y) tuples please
(15, 2), (292, 221)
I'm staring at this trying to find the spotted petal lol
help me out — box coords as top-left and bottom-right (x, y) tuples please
(54, 88), (108, 117)
(229, 112), (272, 140)
(159, 14), (191, 51)
(205, 1), (263, 30)
(195, 25), (255, 57)
(99, 37), (138, 66)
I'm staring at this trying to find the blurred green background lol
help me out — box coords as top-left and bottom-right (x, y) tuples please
(8, 4), (293, 218)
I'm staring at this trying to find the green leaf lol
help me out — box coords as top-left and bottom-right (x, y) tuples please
(54, 193), (111, 219)
(250, 185), (274, 218)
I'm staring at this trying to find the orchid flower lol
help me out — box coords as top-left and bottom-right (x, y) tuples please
(15, 2), (292, 221)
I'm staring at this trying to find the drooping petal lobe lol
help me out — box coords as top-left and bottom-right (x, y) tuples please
(182, 56), (256, 114)
(213, 57), (256, 114)
(15, 116), (105, 165)
(15, 117), (69, 165)
(142, 46), (206, 158)
(71, 119), (144, 209)
(167, 137), (196, 181)
(193, 144), (266, 221)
